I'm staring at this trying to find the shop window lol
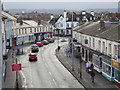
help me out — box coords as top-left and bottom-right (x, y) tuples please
(93, 54), (100, 68)
(115, 69), (120, 82)
(102, 63), (111, 76)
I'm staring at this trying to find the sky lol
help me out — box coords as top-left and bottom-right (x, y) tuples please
(2, 0), (119, 10)
(1, 0), (120, 2)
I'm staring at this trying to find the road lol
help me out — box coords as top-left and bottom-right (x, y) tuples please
(17, 38), (84, 88)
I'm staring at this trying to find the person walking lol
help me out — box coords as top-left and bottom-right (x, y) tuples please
(90, 70), (95, 83)
(86, 61), (89, 72)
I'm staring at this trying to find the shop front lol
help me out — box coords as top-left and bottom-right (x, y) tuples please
(112, 60), (120, 88)
(91, 50), (102, 73)
(73, 42), (81, 58)
(101, 56), (114, 82)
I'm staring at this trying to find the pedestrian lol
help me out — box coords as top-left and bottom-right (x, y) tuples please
(58, 46), (60, 51)
(65, 49), (68, 56)
(91, 63), (94, 70)
(90, 70), (95, 83)
(86, 61), (89, 72)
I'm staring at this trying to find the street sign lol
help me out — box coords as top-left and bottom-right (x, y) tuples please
(12, 64), (22, 71)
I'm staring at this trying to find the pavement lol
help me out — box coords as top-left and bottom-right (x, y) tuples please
(3, 44), (32, 89)
(56, 44), (120, 89)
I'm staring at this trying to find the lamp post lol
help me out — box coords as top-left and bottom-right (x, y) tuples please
(79, 54), (82, 79)
(71, 11), (74, 71)
(0, 1), (3, 89)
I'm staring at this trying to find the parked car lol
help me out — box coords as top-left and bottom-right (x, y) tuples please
(29, 53), (38, 61)
(31, 45), (39, 53)
(36, 42), (44, 47)
(49, 38), (55, 43)
(42, 40), (49, 45)
(45, 38), (55, 43)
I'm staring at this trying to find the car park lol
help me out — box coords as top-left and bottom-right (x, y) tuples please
(36, 42), (44, 47)
(31, 45), (39, 53)
(29, 53), (38, 61)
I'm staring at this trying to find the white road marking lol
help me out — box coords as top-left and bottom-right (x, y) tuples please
(19, 71), (27, 88)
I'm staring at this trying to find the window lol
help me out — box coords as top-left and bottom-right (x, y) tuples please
(34, 28), (36, 32)
(22, 29), (24, 34)
(61, 23), (63, 27)
(102, 62), (111, 76)
(98, 40), (101, 51)
(19, 29), (21, 35)
(93, 38), (95, 48)
(102, 42), (105, 53)
(30, 28), (32, 33)
(89, 37), (91, 47)
(25, 28), (27, 34)
(114, 45), (117, 56)
(71, 23), (73, 27)
(37, 27), (39, 32)
(108, 44), (112, 55)
(115, 69), (120, 82)
(67, 23), (69, 28)
(39, 27), (41, 32)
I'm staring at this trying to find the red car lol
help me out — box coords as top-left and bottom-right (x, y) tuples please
(29, 53), (38, 61)
(36, 42), (44, 47)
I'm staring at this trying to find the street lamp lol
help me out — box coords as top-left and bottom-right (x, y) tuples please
(79, 53), (82, 79)
(71, 11), (74, 71)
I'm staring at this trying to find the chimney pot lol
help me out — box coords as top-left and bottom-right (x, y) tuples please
(100, 21), (105, 30)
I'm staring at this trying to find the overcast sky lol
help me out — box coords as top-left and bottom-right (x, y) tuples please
(1, 0), (120, 2)
(2, 0), (119, 10)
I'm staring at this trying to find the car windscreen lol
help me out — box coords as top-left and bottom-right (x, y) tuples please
(32, 46), (38, 48)
(29, 55), (36, 56)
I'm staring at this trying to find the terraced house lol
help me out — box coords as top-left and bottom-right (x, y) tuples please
(73, 21), (120, 88)
(13, 20), (53, 46)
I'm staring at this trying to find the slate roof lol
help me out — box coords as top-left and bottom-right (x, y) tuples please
(75, 22), (120, 42)
(2, 11), (17, 20)
(49, 15), (63, 25)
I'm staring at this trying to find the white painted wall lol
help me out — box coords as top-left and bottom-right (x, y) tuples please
(73, 29), (120, 63)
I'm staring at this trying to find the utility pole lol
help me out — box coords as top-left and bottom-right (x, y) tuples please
(0, 0), (3, 89)
(71, 11), (74, 71)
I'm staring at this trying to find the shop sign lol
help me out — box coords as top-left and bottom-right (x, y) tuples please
(102, 57), (111, 65)
(112, 60), (120, 70)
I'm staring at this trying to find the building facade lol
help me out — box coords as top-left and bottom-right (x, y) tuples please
(13, 20), (53, 46)
(73, 21), (120, 88)
(49, 10), (95, 36)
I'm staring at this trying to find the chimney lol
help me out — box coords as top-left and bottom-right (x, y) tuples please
(100, 21), (105, 30)
(50, 14), (54, 20)
(64, 10), (67, 18)
(82, 11), (86, 15)
(90, 11), (94, 16)
(38, 20), (41, 25)
(20, 20), (23, 25)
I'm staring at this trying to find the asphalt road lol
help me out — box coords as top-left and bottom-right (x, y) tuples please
(18, 38), (84, 88)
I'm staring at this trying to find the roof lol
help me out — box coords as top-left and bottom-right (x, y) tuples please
(23, 20), (38, 27)
(75, 22), (120, 42)
(49, 15), (63, 25)
(16, 23), (31, 28)
(2, 11), (17, 20)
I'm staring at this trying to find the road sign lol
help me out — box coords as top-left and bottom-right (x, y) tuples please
(12, 64), (22, 71)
